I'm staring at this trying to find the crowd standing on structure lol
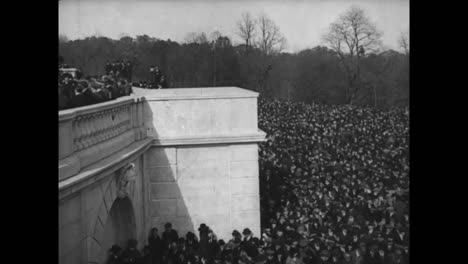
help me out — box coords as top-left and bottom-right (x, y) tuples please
(105, 98), (409, 264)
(132, 65), (169, 89)
(59, 59), (172, 110)
(59, 63), (132, 110)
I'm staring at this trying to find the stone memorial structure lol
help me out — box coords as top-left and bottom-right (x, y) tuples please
(59, 87), (265, 264)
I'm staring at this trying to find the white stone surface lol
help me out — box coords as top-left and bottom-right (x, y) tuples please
(141, 88), (260, 138)
(146, 143), (261, 241)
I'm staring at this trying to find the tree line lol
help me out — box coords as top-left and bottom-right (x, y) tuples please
(59, 6), (409, 108)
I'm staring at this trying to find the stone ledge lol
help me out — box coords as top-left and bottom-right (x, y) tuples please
(59, 138), (152, 200)
(59, 155), (81, 182)
(152, 130), (266, 146)
(59, 96), (140, 122)
(133, 87), (259, 101)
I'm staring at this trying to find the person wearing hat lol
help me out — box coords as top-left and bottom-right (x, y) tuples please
(365, 242), (380, 264)
(316, 249), (331, 264)
(198, 224), (210, 259)
(265, 249), (279, 264)
(350, 245), (365, 264)
(231, 230), (242, 244)
(185, 233), (199, 258)
(285, 248), (303, 264)
(162, 222), (179, 261)
(141, 245), (152, 264)
(149, 66), (155, 86)
(107, 244), (122, 264)
(329, 247), (342, 263)
(121, 239), (142, 264)
(207, 229), (219, 260)
(241, 228), (258, 259)
(148, 227), (163, 264)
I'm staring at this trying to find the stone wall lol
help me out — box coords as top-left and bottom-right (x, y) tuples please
(137, 87), (266, 241)
(59, 154), (148, 264)
(146, 143), (261, 240)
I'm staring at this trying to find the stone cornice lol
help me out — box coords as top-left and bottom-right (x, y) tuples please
(133, 87), (259, 101)
(59, 138), (152, 200)
(151, 130), (267, 146)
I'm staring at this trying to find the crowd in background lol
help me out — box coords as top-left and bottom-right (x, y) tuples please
(105, 98), (409, 264)
(106, 60), (134, 81)
(59, 60), (173, 110)
(133, 65), (169, 89)
(58, 69), (132, 110)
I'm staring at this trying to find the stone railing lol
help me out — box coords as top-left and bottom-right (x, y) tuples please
(59, 96), (147, 181)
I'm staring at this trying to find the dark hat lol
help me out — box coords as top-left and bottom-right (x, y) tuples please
(332, 247), (341, 257)
(186, 231), (195, 240)
(232, 230), (241, 237)
(165, 222), (172, 228)
(110, 244), (121, 254)
(198, 223), (209, 232)
(299, 238), (309, 248)
(243, 228), (252, 235)
(252, 237), (260, 246)
(320, 249), (330, 257)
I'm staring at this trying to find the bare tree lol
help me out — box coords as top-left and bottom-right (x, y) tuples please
(256, 13), (287, 56)
(323, 5), (382, 105)
(236, 12), (256, 51)
(398, 30), (409, 55)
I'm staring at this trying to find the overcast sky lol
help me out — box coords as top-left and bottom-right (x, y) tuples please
(59, 0), (409, 53)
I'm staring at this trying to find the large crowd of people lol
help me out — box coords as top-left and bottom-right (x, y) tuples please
(133, 65), (169, 89)
(106, 60), (134, 82)
(105, 98), (409, 264)
(58, 60), (173, 111)
(59, 61), (133, 110)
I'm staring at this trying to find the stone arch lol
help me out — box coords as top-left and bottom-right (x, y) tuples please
(98, 196), (137, 262)
(88, 162), (138, 263)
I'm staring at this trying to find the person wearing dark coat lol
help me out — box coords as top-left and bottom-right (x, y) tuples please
(105, 61), (112, 75)
(126, 61), (133, 82)
(198, 224), (210, 259)
(121, 239), (142, 264)
(142, 246), (153, 264)
(162, 223), (179, 261)
(154, 67), (162, 86)
(241, 228), (258, 259)
(265, 250), (279, 264)
(149, 66), (155, 86)
(207, 230), (219, 260)
(148, 228), (163, 264)
(107, 245), (123, 264)
(185, 232), (199, 258)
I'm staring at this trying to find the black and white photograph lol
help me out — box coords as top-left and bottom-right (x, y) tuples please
(58, 1), (409, 264)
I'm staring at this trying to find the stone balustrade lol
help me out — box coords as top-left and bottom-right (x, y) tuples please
(59, 96), (147, 181)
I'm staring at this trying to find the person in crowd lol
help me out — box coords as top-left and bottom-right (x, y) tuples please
(158, 75), (168, 89)
(142, 246), (153, 264)
(149, 66), (155, 86)
(154, 67), (162, 87)
(126, 60), (133, 82)
(162, 223), (179, 262)
(121, 239), (142, 264)
(106, 60), (112, 75)
(149, 228), (163, 264)
(107, 245), (123, 264)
